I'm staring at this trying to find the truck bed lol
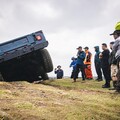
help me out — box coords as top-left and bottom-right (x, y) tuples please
(0, 31), (48, 63)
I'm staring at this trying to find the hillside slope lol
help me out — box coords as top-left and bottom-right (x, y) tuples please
(0, 79), (120, 120)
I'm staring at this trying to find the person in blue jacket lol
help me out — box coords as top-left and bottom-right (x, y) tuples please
(94, 46), (103, 81)
(73, 46), (86, 82)
(70, 57), (77, 78)
(55, 65), (64, 79)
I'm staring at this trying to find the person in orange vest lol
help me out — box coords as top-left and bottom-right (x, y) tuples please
(84, 47), (93, 80)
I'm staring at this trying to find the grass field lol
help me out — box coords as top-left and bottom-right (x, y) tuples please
(0, 78), (120, 120)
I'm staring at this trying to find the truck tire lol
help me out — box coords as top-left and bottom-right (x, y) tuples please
(40, 49), (53, 73)
(41, 73), (49, 80)
(37, 66), (49, 80)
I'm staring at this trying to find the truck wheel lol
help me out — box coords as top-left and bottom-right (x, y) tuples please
(40, 49), (53, 73)
(41, 73), (49, 80)
(38, 66), (49, 80)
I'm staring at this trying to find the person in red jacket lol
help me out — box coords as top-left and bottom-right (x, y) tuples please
(84, 47), (93, 80)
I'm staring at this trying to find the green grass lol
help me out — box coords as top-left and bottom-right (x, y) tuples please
(0, 79), (120, 120)
(42, 78), (110, 91)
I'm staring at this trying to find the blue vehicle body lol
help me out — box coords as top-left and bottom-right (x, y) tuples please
(0, 31), (53, 82)
(0, 31), (48, 63)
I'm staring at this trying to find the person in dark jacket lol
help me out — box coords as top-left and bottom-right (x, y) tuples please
(94, 46), (103, 81)
(70, 57), (77, 78)
(73, 46), (86, 82)
(100, 43), (111, 88)
(55, 65), (64, 79)
(109, 42), (118, 90)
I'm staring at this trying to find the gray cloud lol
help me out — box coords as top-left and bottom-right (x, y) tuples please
(0, 0), (120, 34)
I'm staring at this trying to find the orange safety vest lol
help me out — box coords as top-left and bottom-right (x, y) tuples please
(84, 51), (92, 65)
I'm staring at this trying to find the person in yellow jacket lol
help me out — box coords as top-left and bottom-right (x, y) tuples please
(84, 47), (93, 80)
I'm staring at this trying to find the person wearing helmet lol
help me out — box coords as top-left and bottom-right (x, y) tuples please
(110, 27), (120, 92)
(70, 57), (77, 78)
(115, 22), (120, 30)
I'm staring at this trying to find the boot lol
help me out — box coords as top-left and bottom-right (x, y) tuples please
(102, 82), (110, 88)
(102, 85), (110, 88)
(73, 79), (76, 82)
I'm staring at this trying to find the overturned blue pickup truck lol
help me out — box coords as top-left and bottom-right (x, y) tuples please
(0, 31), (53, 82)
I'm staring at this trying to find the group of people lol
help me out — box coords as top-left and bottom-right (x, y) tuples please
(54, 22), (120, 93)
(70, 46), (93, 82)
(70, 22), (120, 92)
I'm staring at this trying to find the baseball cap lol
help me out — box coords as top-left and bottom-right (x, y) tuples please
(77, 46), (82, 49)
(84, 47), (89, 49)
(110, 30), (120, 35)
(110, 42), (115, 44)
(57, 65), (61, 68)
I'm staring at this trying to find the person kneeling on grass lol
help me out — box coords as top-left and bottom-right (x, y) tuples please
(73, 46), (86, 82)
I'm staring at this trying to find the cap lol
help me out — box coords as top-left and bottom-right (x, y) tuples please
(57, 65), (61, 68)
(84, 47), (89, 49)
(77, 46), (82, 49)
(71, 57), (75, 60)
(110, 42), (115, 44)
(110, 30), (120, 35)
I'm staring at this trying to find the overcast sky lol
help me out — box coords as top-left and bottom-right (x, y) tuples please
(0, 0), (120, 77)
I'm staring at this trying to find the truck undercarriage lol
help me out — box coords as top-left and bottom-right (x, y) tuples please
(0, 49), (53, 82)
